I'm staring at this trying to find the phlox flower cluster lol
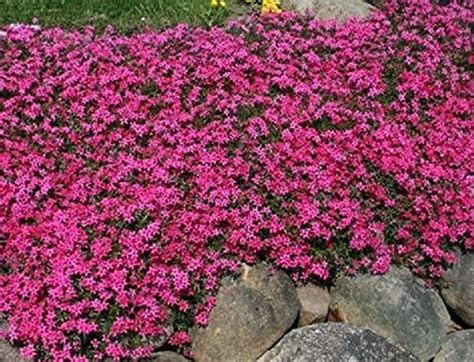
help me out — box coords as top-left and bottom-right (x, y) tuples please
(0, 0), (472, 359)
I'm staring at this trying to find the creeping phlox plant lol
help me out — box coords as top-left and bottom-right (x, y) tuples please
(0, 0), (472, 360)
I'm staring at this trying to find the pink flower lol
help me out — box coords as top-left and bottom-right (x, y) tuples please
(168, 331), (191, 346)
(19, 344), (36, 359)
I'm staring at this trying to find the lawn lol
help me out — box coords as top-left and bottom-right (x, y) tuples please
(0, 0), (229, 32)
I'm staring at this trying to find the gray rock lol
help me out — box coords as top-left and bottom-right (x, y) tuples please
(434, 330), (474, 362)
(281, 0), (375, 22)
(258, 322), (419, 362)
(225, 0), (254, 23)
(365, 0), (386, 8)
(192, 264), (299, 362)
(150, 351), (190, 362)
(330, 266), (451, 361)
(280, 0), (318, 13)
(441, 252), (474, 327)
(0, 335), (26, 362)
(0, 341), (27, 362)
(296, 284), (330, 326)
(0, 322), (26, 362)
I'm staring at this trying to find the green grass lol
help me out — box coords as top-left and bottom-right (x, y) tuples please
(0, 0), (233, 33)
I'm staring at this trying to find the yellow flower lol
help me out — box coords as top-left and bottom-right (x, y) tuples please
(261, 0), (281, 14)
(211, 0), (226, 7)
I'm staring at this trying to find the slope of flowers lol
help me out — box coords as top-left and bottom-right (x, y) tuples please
(0, 0), (472, 359)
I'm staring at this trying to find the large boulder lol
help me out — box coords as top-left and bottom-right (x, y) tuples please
(258, 322), (419, 361)
(281, 0), (375, 22)
(192, 264), (299, 362)
(296, 284), (330, 326)
(441, 252), (474, 327)
(330, 266), (451, 361)
(434, 329), (474, 362)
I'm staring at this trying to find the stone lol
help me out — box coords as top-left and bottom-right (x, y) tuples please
(280, 0), (317, 13)
(0, 340), (27, 362)
(365, 0), (386, 8)
(330, 266), (451, 361)
(434, 329), (474, 362)
(0, 325), (26, 362)
(281, 0), (375, 22)
(225, 0), (254, 23)
(258, 322), (419, 361)
(192, 264), (299, 362)
(150, 351), (190, 362)
(441, 252), (474, 327)
(296, 284), (330, 326)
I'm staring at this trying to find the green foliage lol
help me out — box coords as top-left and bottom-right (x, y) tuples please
(311, 116), (357, 132)
(379, 58), (404, 105)
(258, 124), (281, 146)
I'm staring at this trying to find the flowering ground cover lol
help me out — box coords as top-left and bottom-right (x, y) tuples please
(0, 0), (473, 360)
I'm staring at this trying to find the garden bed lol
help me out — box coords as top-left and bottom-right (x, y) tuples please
(0, 0), (472, 359)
